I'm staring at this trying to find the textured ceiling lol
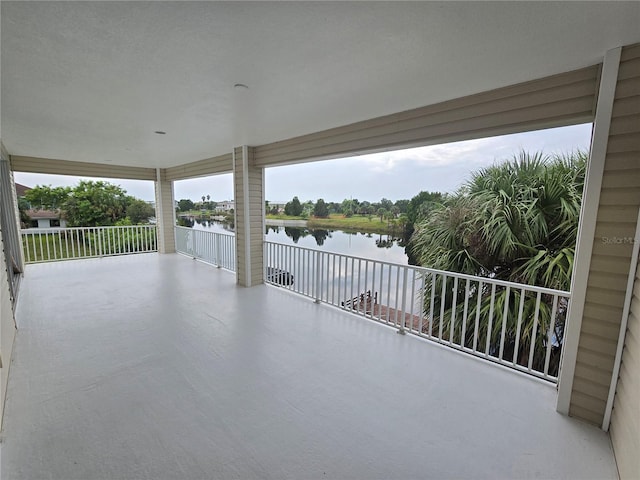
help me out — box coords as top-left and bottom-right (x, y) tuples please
(1, 1), (639, 168)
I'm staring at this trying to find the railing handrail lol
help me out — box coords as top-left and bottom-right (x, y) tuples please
(263, 240), (570, 298)
(21, 225), (156, 234)
(175, 225), (234, 237)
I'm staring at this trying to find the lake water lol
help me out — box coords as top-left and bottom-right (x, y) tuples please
(190, 219), (409, 265)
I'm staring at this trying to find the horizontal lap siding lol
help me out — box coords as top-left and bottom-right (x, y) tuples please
(611, 246), (640, 477)
(254, 66), (599, 167)
(10, 156), (156, 181)
(234, 147), (264, 286)
(165, 154), (233, 181)
(570, 45), (640, 435)
(155, 170), (175, 253)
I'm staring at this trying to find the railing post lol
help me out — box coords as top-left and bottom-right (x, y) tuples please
(397, 267), (408, 335)
(98, 227), (104, 257)
(216, 233), (222, 268)
(314, 251), (322, 304)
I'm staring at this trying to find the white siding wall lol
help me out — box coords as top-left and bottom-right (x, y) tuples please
(607, 45), (640, 480)
(0, 142), (17, 427)
(0, 223), (16, 427)
(154, 169), (176, 254)
(569, 43), (640, 426)
(165, 153), (233, 181)
(254, 66), (599, 167)
(610, 261), (640, 479)
(233, 147), (264, 287)
(11, 155), (156, 180)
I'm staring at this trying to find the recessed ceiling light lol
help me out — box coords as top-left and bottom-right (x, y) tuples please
(234, 83), (249, 90)
(154, 131), (166, 135)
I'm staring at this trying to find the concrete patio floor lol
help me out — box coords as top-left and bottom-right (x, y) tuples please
(1, 253), (618, 480)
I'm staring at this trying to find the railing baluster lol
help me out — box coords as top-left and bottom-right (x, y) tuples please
(399, 267), (408, 333)
(439, 275), (447, 340)
(349, 258), (356, 310)
(418, 272), (425, 335)
(409, 269), (416, 333)
(512, 288), (526, 365)
(450, 276), (458, 345)
(498, 286), (511, 361)
(528, 292), (542, 371)
(394, 266), (401, 327)
(473, 280), (482, 352)
(485, 284), (496, 356)
(543, 295), (559, 378)
(461, 279), (470, 349)
(429, 272), (436, 338)
(378, 263), (384, 323)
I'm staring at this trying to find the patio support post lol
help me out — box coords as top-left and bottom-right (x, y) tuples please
(233, 146), (264, 287)
(154, 168), (176, 254)
(556, 47), (621, 416)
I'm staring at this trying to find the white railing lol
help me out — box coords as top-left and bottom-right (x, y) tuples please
(265, 241), (571, 382)
(21, 225), (157, 263)
(175, 226), (236, 272)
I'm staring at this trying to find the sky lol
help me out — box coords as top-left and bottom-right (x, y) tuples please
(14, 123), (592, 204)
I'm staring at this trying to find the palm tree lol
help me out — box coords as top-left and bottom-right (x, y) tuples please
(410, 150), (586, 373)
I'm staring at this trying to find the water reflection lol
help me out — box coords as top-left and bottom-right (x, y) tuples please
(188, 221), (409, 265)
(266, 226), (407, 265)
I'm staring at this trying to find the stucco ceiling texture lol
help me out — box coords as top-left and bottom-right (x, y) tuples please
(2, 1), (639, 168)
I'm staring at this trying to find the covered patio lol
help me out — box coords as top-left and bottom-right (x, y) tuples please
(3, 254), (616, 479)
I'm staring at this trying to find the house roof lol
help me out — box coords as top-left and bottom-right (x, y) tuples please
(1, 2), (638, 169)
(26, 209), (61, 220)
(15, 183), (30, 197)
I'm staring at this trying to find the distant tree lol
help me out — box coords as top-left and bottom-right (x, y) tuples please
(64, 181), (129, 226)
(313, 198), (329, 218)
(18, 197), (31, 226)
(284, 196), (303, 216)
(377, 208), (387, 222)
(341, 199), (355, 215)
(178, 199), (195, 212)
(379, 198), (393, 211)
(126, 199), (155, 224)
(201, 195), (206, 203)
(394, 199), (410, 214)
(358, 201), (373, 215)
(406, 191), (444, 227)
(24, 185), (71, 211)
(206, 194), (210, 202)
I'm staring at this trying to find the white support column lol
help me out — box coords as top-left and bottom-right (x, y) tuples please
(233, 146), (264, 287)
(556, 47), (621, 415)
(154, 168), (176, 254)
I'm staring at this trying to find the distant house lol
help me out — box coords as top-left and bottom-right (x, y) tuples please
(15, 183), (66, 228)
(218, 200), (234, 212)
(26, 209), (66, 228)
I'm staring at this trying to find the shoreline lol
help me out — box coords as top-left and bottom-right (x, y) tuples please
(265, 218), (308, 227)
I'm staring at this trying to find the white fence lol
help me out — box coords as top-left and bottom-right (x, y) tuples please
(265, 241), (571, 382)
(175, 226), (236, 272)
(22, 225), (157, 263)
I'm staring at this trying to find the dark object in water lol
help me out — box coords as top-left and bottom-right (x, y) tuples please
(266, 267), (294, 286)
